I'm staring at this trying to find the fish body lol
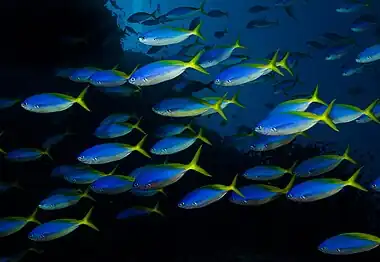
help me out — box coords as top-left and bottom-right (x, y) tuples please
(0, 98), (20, 109)
(151, 136), (197, 155)
(78, 144), (133, 164)
(155, 123), (195, 137)
(336, 2), (368, 13)
(215, 64), (268, 86)
(152, 97), (209, 117)
(100, 114), (134, 125)
(6, 148), (48, 162)
(94, 123), (136, 139)
(90, 175), (134, 194)
(242, 165), (291, 181)
(249, 133), (303, 151)
(199, 46), (237, 68)
(178, 186), (227, 209)
(38, 194), (82, 210)
(63, 169), (107, 184)
(356, 44), (380, 63)
(116, 208), (151, 219)
(229, 184), (282, 205)
(69, 68), (99, 83)
(89, 70), (128, 87)
(0, 218), (28, 237)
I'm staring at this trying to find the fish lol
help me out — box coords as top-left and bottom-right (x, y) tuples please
(0, 209), (40, 237)
(356, 103), (380, 123)
(293, 145), (356, 178)
(351, 15), (377, 32)
(246, 19), (279, 29)
(219, 54), (249, 67)
(306, 41), (327, 50)
(0, 248), (43, 262)
(0, 180), (23, 193)
(99, 113), (137, 126)
(342, 65), (364, 76)
(336, 1), (369, 13)
(132, 145), (211, 190)
(201, 91), (245, 116)
(127, 9), (158, 23)
(356, 44), (380, 63)
(178, 174), (244, 209)
(151, 128), (211, 155)
(229, 175), (295, 206)
(152, 95), (227, 120)
(90, 174), (134, 195)
(42, 130), (73, 149)
(28, 207), (98, 242)
(214, 28), (228, 39)
(128, 49), (208, 87)
(198, 39), (245, 69)
(172, 78), (216, 94)
(163, 1), (207, 21)
(269, 85), (327, 115)
(272, 75), (302, 96)
(248, 5), (270, 14)
(50, 164), (89, 178)
(287, 167), (367, 202)
(5, 147), (52, 162)
(155, 121), (195, 137)
(319, 233), (380, 255)
(207, 9), (228, 17)
(63, 165), (118, 184)
(325, 43), (355, 61)
(116, 202), (164, 219)
(214, 50), (285, 87)
(39, 188), (95, 210)
(94, 118), (146, 139)
(255, 100), (339, 136)
(21, 86), (90, 113)
(0, 98), (20, 110)
(77, 135), (150, 165)
(249, 132), (309, 151)
(139, 22), (204, 46)
(242, 161), (297, 181)
(88, 66), (139, 87)
(69, 67), (100, 83)
(310, 99), (380, 124)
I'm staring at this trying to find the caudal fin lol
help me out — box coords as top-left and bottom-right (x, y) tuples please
(75, 86), (91, 112)
(186, 49), (209, 75)
(186, 145), (212, 177)
(346, 166), (368, 192)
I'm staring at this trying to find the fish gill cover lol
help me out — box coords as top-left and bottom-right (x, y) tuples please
(0, 0), (379, 261)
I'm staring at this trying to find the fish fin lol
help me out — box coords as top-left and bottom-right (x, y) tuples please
(277, 52), (293, 76)
(0, 147), (6, 154)
(288, 160), (299, 174)
(158, 188), (168, 197)
(233, 38), (245, 49)
(346, 166), (368, 192)
(42, 147), (53, 161)
(231, 90), (245, 108)
(229, 174), (244, 197)
(112, 64), (119, 70)
(127, 64), (140, 78)
(253, 50), (283, 76)
(152, 202), (165, 216)
(282, 175), (296, 193)
(186, 49), (209, 75)
(192, 21), (205, 41)
(320, 99), (339, 131)
(83, 187), (96, 201)
(310, 84), (327, 106)
(185, 119), (196, 133)
(81, 207), (99, 231)
(199, 0), (207, 14)
(284, 6), (297, 21)
(27, 208), (41, 224)
(132, 135), (151, 158)
(75, 85), (91, 112)
(343, 145), (357, 164)
(196, 128), (212, 145)
(187, 145), (212, 177)
(362, 98), (380, 124)
(132, 117), (146, 134)
(297, 131), (311, 138)
(202, 94), (228, 120)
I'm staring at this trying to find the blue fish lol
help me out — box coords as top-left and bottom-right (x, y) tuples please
(77, 135), (150, 165)
(336, 1), (369, 13)
(89, 66), (138, 87)
(152, 95), (227, 120)
(201, 91), (245, 116)
(356, 103), (380, 123)
(38, 188), (95, 210)
(0, 98), (20, 110)
(293, 145), (356, 178)
(249, 132), (308, 151)
(21, 86), (90, 113)
(150, 128), (211, 155)
(178, 174), (244, 209)
(242, 161), (297, 181)
(229, 175), (295, 206)
(5, 148), (52, 162)
(0, 209), (40, 237)
(50, 164), (89, 178)
(0, 181), (22, 193)
(155, 121), (195, 137)
(69, 67), (100, 83)
(28, 207), (98, 242)
(116, 202), (164, 219)
(255, 100), (338, 136)
(164, 1), (206, 21)
(63, 165), (118, 184)
(96, 85), (138, 97)
(310, 99), (380, 124)
(287, 167), (367, 202)
(99, 113), (136, 126)
(132, 145), (211, 190)
(128, 49), (208, 87)
(90, 175), (134, 195)
(325, 44), (354, 61)
(130, 188), (167, 197)
(42, 131), (73, 149)
(356, 44), (380, 63)
(0, 248), (43, 262)
(319, 233), (380, 255)
(94, 118), (146, 139)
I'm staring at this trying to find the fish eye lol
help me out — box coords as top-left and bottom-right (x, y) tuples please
(96, 81), (101, 84)
(287, 193), (293, 198)
(92, 157), (98, 162)
(256, 125), (262, 130)
(336, 248), (341, 253)
(153, 37), (158, 41)
(226, 79), (232, 83)
(366, 55), (372, 60)
(300, 195), (306, 200)
(371, 184), (377, 189)
(143, 77), (148, 82)
(178, 202), (184, 207)
(145, 183), (152, 189)
(191, 201), (197, 206)
(242, 200), (248, 204)
(270, 127), (277, 132)
(130, 77), (136, 83)
(215, 79), (220, 84)
(264, 144), (268, 149)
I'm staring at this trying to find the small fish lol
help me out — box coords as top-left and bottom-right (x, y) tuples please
(127, 10), (158, 23)
(28, 207), (98, 242)
(42, 130), (73, 149)
(69, 67), (100, 83)
(319, 233), (380, 255)
(152, 95), (227, 120)
(138, 22), (204, 46)
(63, 165), (118, 184)
(0, 98), (20, 110)
(214, 28), (228, 39)
(242, 161), (297, 181)
(173, 78), (216, 94)
(255, 100), (339, 136)
(5, 147), (52, 162)
(272, 75), (302, 95)
(270, 85), (326, 114)
(229, 175), (295, 206)
(0, 181), (23, 193)
(116, 202), (164, 219)
(207, 9), (228, 17)
(100, 113), (136, 126)
(21, 86), (90, 113)
(0, 209), (40, 237)
(178, 174), (244, 209)
(249, 132), (308, 151)
(248, 5), (270, 14)
(151, 128), (211, 155)
(325, 44), (354, 61)
(77, 135), (150, 165)
(342, 65), (364, 76)
(351, 15), (377, 32)
(89, 66), (138, 87)
(198, 39), (245, 69)
(129, 49), (208, 87)
(287, 167), (367, 202)
(220, 54), (249, 67)
(294, 145), (356, 178)
(39, 188), (95, 210)
(164, 1), (207, 21)
(0, 248), (43, 262)
(155, 121), (195, 137)
(147, 45), (167, 55)
(94, 118), (146, 139)
(246, 19), (279, 29)
(188, 17), (201, 31)
(50, 164), (89, 178)
(310, 99), (380, 124)
(336, 1), (369, 13)
(90, 174), (134, 195)
(132, 145), (211, 190)
(356, 44), (380, 63)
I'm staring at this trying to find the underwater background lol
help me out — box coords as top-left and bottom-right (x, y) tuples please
(0, 0), (380, 261)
